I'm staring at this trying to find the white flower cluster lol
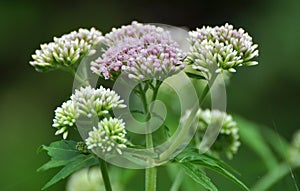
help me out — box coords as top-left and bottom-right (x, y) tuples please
(195, 108), (240, 159)
(30, 28), (103, 72)
(187, 23), (259, 79)
(71, 86), (126, 118)
(52, 86), (126, 139)
(85, 117), (128, 154)
(53, 100), (78, 139)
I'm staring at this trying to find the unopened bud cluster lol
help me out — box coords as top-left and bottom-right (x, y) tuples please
(85, 117), (128, 155)
(186, 23), (259, 79)
(30, 28), (103, 72)
(52, 86), (125, 139)
(195, 108), (240, 159)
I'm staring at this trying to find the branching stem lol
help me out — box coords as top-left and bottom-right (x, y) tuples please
(99, 158), (113, 191)
(137, 80), (162, 191)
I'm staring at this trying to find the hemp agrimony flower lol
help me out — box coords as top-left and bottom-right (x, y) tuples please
(186, 23), (259, 79)
(71, 86), (126, 118)
(91, 21), (185, 81)
(33, 21), (260, 191)
(53, 100), (78, 139)
(85, 117), (128, 155)
(195, 108), (240, 159)
(52, 86), (126, 139)
(30, 28), (103, 72)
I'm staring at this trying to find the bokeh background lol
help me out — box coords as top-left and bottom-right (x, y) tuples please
(0, 0), (299, 190)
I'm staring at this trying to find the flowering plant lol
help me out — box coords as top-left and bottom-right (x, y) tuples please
(31, 21), (263, 191)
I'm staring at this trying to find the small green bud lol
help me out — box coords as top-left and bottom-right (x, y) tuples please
(76, 142), (89, 154)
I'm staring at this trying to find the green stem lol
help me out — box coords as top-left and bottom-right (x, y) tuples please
(99, 159), (113, 191)
(68, 67), (89, 86)
(159, 108), (196, 161)
(137, 81), (162, 191)
(252, 163), (293, 191)
(159, 75), (217, 161)
(199, 74), (217, 106)
(145, 102), (155, 191)
(145, 167), (157, 191)
(151, 81), (162, 102)
(170, 170), (184, 191)
(138, 84), (149, 117)
(199, 84), (210, 104)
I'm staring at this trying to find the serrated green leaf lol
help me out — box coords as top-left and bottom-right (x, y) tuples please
(166, 164), (202, 191)
(176, 148), (249, 191)
(40, 140), (81, 160)
(200, 152), (239, 175)
(180, 162), (218, 191)
(38, 140), (82, 172)
(176, 148), (238, 175)
(37, 159), (70, 172)
(38, 140), (99, 190)
(196, 159), (248, 191)
(42, 154), (99, 190)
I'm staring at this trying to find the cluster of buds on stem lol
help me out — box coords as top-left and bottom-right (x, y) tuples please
(52, 86), (126, 139)
(194, 108), (240, 159)
(186, 23), (259, 79)
(30, 28), (103, 72)
(85, 117), (128, 155)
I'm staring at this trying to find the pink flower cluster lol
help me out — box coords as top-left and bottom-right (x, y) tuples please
(91, 21), (185, 81)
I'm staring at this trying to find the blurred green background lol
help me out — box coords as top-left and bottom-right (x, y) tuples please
(0, 0), (299, 190)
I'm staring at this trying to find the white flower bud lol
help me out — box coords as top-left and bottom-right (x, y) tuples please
(85, 117), (128, 155)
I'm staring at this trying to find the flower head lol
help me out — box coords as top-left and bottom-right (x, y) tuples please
(53, 100), (78, 139)
(85, 117), (128, 154)
(91, 21), (185, 81)
(186, 23), (259, 79)
(30, 28), (103, 72)
(52, 86), (126, 139)
(71, 86), (126, 118)
(194, 108), (240, 159)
